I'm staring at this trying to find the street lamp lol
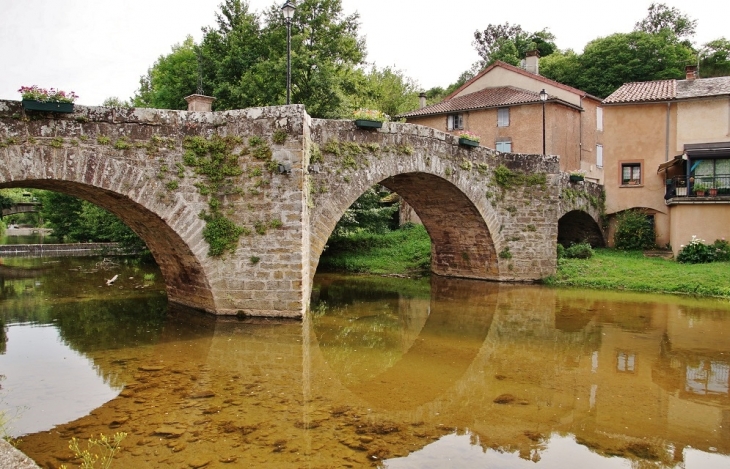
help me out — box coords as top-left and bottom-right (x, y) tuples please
(539, 89), (548, 155)
(281, 1), (296, 105)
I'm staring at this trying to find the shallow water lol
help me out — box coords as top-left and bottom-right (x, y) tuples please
(1, 260), (729, 468)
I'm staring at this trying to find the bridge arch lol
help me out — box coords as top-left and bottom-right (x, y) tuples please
(306, 119), (562, 283)
(0, 178), (216, 312)
(558, 210), (605, 247)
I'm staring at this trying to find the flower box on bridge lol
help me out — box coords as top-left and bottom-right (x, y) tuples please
(458, 137), (479, 148)
(354, 119), (383, 129)
(21, 100), (74, 113)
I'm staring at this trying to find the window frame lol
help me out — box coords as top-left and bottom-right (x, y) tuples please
(497, 107), (510, 127)
(619, 160), (643, 186)
(495, 137), (512, 153)
(447, 113), (464, 131)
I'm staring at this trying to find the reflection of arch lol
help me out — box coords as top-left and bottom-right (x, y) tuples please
(558, 210), (605, 247)
(312, 276), (496, 410)
(0, 180), (215, 312)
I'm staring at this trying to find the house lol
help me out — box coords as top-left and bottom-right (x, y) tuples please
(398, 52), (605, 183)
(602, 66), (730, 253)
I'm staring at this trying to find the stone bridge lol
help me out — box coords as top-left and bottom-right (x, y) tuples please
(0, 100), (603, 317)
(1, 201), (40, 216)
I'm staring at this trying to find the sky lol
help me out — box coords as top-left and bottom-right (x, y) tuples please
(0, 0), (725, 106)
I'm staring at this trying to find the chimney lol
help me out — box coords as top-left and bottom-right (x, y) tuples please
(525, 50), (540, 75)
(419, 92), (427, 109)
(184, 94), (216, 112)
(685, 65), (698, 81)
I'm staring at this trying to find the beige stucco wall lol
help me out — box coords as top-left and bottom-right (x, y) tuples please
(455, 67), (582, 107)
(669, 204), (730, 255)
(676, 97), (730, 149)
(407, 101), (604, 174)
(603, 102), (674, 217)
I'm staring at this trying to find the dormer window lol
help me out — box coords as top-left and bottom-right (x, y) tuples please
(447, 113), (463, 131)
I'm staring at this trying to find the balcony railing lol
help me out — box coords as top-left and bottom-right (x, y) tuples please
(666, 175), (730, 199)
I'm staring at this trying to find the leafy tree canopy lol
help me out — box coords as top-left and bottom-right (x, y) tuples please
(134, 0), (367, 118)
(472, 22), (556, 68)
(699, 38), (730, 78)
(634, 2), (697, 39)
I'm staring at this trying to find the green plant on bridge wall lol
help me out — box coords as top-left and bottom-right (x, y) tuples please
(182, 134), (249, 257)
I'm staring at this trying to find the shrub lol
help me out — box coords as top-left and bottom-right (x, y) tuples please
(564, 242), (593, 259)
(713, 239), (730, 261)
(676, 236), (715, 264)
(556, 243), (565, 259)
(614, 209), (655, 250)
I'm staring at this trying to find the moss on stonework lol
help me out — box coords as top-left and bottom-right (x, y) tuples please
(493, 164), (546, 190)
(183, 134), (252, 257)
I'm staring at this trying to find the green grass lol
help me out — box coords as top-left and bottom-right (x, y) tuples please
(544, 248), (730, 298)
(319, 224), (431, 275)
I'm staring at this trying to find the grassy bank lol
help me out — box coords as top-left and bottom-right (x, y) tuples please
(544, 248), (730, 298)
(318, 224), (431, 276)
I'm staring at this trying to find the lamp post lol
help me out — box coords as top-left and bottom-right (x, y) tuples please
(281, 1), (296, 105)
(539, 89), (548, 155)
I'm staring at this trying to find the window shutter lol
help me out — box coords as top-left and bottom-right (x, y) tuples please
(447, 115), (454, 131)
(597, 107), (603, 131)
(596, 144), (603, 167)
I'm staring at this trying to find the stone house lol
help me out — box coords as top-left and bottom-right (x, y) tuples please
(602, 66), (730, 254)
(398, 54), (605, 184)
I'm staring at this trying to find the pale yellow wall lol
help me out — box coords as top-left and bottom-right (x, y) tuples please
(579, 100), (605, 184)
(669, 205), (730, 255)
(603, 102), (673, 217)
(676, 97), (730, 150)
(454, 67), (583, 107)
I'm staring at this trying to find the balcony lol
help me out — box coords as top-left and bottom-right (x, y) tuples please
(665, 175), (730, 204)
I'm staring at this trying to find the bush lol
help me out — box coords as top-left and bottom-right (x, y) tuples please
(614, 210), (655, 250)
(677, 236), (716, 264)
(713, 239), (730, 261)
(556, 244), (565, 259)
(564, 242), (593, 259)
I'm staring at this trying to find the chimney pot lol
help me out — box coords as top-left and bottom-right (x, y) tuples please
(184, 94), (216, 112)
(419, 92), (427, 109)
(685, 65), (698, 81)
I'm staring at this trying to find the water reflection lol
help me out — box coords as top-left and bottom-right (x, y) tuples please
(1, 265), (729, 468)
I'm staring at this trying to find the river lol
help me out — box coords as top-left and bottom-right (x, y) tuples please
(1, 256), (729, 468)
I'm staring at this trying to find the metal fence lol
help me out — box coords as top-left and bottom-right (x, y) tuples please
(666, 175), (730, 198)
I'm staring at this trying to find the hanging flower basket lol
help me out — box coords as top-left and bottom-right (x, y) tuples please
(21, 100), (74, 113)
(354, 119), (383, 129)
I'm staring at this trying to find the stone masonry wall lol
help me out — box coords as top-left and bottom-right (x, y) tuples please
(306, 119), (563, 285)
(0, 100), (308, 317)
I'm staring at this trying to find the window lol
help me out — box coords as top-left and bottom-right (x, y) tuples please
(596, 144), (603, 168)
(497, 108), (510, 127)
(621, 163), (641, 185)
(496, 138), (512, 152)
(447, 113), (463, 130)
(596, 107), (603, 131)
(616, 351), (636, 373)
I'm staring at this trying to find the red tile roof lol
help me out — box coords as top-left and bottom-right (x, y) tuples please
(446, 60), (600, 102)
(603, 80), (676, 104)
(399, 86), (547, 118)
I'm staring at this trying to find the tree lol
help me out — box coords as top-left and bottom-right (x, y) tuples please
(699, 38), (730, 78)
(539, 49), (582, 89)
(634, 2), (697, 39)
(135, 0), (367, 118)
(575, 30), (694, 98)
(134, 36), (199, 109)
(39, 192), (145, 250)
(102, 97), (132, 108)
(352, 66), (420, 119)
(472, 22), (556, 68)
(259, 0), (366, 118)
